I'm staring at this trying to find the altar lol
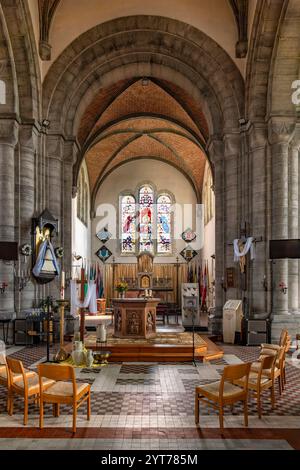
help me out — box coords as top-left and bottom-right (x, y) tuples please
(112, 298), (160, 339)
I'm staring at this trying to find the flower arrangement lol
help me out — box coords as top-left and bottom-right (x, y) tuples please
(20, 243), (32, 257)
(55, 246), (64, 258)
(116, 281), (128, 292)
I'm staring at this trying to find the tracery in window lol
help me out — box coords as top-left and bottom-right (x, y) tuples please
(77, 167), (89, 226)
(157, 194), (172, 254)
(120, 185), (173, 255)
(121, 195), (136, 253)
(203, 163), (215, 225)
(138, 185), (154, 253)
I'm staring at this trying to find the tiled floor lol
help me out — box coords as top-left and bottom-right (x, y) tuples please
(1, 341), (300, 450)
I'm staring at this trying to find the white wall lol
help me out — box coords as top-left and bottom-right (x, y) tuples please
(92, 159), (201, 264)
(72, 160), (91, 262)
(42, 0), (244, 80)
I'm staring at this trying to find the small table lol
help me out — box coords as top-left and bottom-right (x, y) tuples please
(0, 319), (10, 344)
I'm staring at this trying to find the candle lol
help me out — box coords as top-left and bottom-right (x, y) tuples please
(60, 271), (65, 300)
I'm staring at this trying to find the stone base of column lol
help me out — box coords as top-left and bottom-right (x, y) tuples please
(271, 312), (300, 343)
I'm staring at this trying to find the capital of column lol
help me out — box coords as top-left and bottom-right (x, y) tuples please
(222, 132), (241, 156)
(247, 121), (267, 149)
(64, 138), (78, 165)
(0, 119), (19, 146)
(268, 117), (296, 146)
(19, 125), (39, 150)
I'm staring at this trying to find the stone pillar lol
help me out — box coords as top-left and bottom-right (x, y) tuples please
(288, 139), (299, 313)
(223, 133), (240, 299)
(268, 119), (295, 318)
(0, 119), (18, 318)
(63, 140), (77, 277)
(46, 134), (64, 299)
(248, 123), (269, 314)
(17, 126), (39, 311)
(207, 138), (225, 333)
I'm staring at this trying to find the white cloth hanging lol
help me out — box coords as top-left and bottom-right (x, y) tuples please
(233, 237), (255, 262)
(70, 280), (97, 318)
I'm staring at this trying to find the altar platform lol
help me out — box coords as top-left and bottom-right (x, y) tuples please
(84, 325), (223, 363)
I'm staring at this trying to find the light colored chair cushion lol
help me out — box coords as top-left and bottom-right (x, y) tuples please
(196, 381), (244, 399)
(43, 381), (90, 398)
(0, 367), (36, 383)
(14, 375), (55, 394)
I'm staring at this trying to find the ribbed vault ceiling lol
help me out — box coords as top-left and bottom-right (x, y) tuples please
(82, 79), (209, 204)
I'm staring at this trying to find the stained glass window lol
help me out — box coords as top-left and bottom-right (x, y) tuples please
(138, 185), (154, 253)
(121, 195), (136, 253)
(157, 194), (172, 253)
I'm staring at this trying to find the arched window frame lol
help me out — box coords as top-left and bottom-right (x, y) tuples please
(119, 184), (174, 256)
(119, 192), (137, 255)
(77, 167), (89, 227)
(156, 192), (173, 255)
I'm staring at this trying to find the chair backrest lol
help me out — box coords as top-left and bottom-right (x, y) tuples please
(38, 363), (76, 394)
(0, 352), (6, 365)
(259, 344), (279, 361)
(6, 357), (26, 389)
(6, 357), (24, 375)
(220, 362), (251, 398)
(279, 329), (288, 347)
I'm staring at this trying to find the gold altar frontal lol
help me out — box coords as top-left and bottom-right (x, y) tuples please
(112, 298), (160, 339)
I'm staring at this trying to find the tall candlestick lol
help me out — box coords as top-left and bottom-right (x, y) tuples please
(60, 270), (65, 299)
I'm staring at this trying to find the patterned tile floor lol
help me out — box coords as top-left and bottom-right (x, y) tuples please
(0, 341), (300, 450)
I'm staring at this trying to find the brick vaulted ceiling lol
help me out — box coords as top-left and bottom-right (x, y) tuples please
(81, 79), (209, 203)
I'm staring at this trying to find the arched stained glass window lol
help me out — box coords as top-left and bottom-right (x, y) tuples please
(138, 185), (154, 253)
(157, 194), (172, 253)
(121, 195), (136, 253)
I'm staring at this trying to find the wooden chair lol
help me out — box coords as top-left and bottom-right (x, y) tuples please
(38, 363), (91, 434)
(234, 354), (276, 419)
(252, 344), (286, 394)
(195, 362), (251, 430)
(6, 357), (55, 425)
(1, 353), (37, 413)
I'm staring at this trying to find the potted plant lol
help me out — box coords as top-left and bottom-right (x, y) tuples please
(116, 281), (128, 298)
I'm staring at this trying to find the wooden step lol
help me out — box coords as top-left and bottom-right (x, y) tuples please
(200, 336), (224, 362)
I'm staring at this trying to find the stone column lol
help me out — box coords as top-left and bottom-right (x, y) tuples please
(268, 118), (295, 338)
(0, 119), (18, 318)
(63, 140), (77, 277)
(46, 134), (64, 299)
(288, 138), (299, 313)
(223, 133), (240, 299)
(248, 123), (269, 314)
(207, 138), (225, 333)
(17, 125), (39, 312)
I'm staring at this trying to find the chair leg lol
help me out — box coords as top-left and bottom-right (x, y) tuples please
(278, 376), (282, 395)
(271, 385), (275, 410)
(87, 392), (91, 421)
(72, 404), (77, 434)
(24, 397), (28, 426)
(219, 405), (224, 430)
(39, 399), (44, 429)
(257, 394), (262, 419)
(8, 390), (13, 416)
(283, 367), (286, 385)
(195, 394), (199, 425)
(56, 404), (60, 417)
(243, 399), (248, 427)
